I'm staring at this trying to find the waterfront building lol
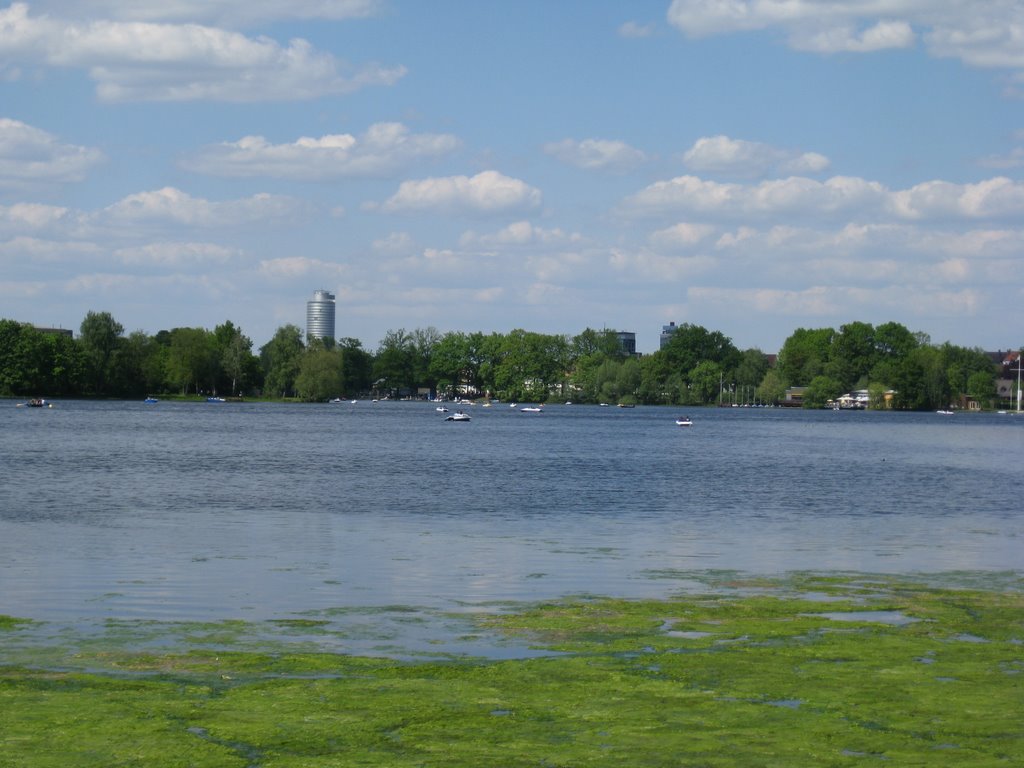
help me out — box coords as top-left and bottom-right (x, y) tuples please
(33, 326), (73, 338)
(616, 331), (637, 357)
(306, 290), (336, 343)
(660, 321), (677, 349)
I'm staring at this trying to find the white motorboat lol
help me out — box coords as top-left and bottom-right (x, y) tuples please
(675, 416), (692, 426)
(446, 411), (471, 422)
(521, 406), (543, 412)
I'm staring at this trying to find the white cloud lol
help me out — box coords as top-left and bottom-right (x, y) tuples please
(375, 171), (542, 215)
(524, 282), (565, 304)
(618, 21), (655, 39)
(648, 222), (716, 249)
(0, 235), (100, 261)
(624, 173), (1024, 221)
(889, 177), (1024, 219)
(183, 123), (460, 179)
(0, 118), (105, 190)
(794, 20), (916, 54)
(665, 1), (1024, 74)
(93, 187), (309, 228)
(0, 3), (405, 102)
(0, 202), (72, 231)
(372, 231), (416, 254)
(609, 247), (716, 282)
(978, 146), (1024, 169)
(36, 0), (383, 26)
(682, 135), (829, 177)
(258, 256), (349, 279)
(459, 221), (582, 248)
(543, 138), (647, 172)
(114, 241), (239, 266)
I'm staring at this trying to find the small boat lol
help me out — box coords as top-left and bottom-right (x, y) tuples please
(520, 406), (543, 412)
(436, 406), (449, 413)
(328, 398), (344, 404)
(446, 411), (471, 422)
(936, 409), (954, 415)
(206, 396), (226, 403)
(144, 397), (159, 404)
(24, 398), (51, 408)
(675, 416), (692, 427)
(617, 403), (635, 408)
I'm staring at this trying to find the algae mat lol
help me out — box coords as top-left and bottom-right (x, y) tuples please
(1, 575), (1022, 766)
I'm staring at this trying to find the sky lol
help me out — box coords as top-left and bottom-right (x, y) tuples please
(1, 1), (1023, 354)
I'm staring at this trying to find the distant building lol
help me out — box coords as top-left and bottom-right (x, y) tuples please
(659, 321), (678, 350)
(34, 326), (73, 338)
(616, 331), (637, 357)
(306, 290), (336, 343)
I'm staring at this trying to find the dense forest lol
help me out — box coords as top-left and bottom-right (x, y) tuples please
(0, 312), (1015, 410)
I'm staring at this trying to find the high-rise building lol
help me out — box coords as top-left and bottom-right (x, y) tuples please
(616, 331), (637, 357)
(660, 321), (678, 349)
(306, 290), (336, 343)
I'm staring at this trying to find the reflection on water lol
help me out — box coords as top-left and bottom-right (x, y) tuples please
(1, 400), (1021, 626)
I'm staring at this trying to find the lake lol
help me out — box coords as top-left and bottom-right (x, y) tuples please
(1, 400), (1021, 649)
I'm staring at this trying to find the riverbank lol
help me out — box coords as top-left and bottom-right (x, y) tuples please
(2, 574), (1021, 766)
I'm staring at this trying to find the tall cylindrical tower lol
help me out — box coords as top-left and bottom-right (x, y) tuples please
(306, 290), (336, 343)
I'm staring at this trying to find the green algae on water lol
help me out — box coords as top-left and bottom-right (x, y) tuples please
(1, 576), (1022, 767)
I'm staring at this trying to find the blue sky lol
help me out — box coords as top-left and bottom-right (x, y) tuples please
(1, 1), (1023, 354)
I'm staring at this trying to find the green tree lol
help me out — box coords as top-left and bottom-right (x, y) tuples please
(966, 370), (994, 407)
(215, 321), (256, 397)
(661, 323), (740, 377)
(410, 327), (442, 393)
(492, 330), (570, 401)
(79, 310), (124, 395)
(0, 322), (81, 395)
(429, 332), (471, 398)
(827, 321), (877, 390)
(777, 327), (834, 386)
(0, 320), (38, 394)
(166, 327), (219, 395)
(688, 360), (723, 404)
(338, 338), (373, 396)
(111, 330), (160, 398)
(891, 345), (948, 410)
(373, 329), (416, 395)
(734, 348), (769, 388)
(295, 347), (344, 402)
(804, 375), (843, 409)
(571, 328), (623, 361)
(756, 367), (787, 405)
(874, 321), (919, 359)
(260, 325), (305, 397)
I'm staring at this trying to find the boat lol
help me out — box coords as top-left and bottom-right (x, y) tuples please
(207, 396), (226, 403)
(445, 411), (471, 422)
(328, 397), (345, 404)
(521, 406), (543, 412)
(436, 406), (449, 413)
(617, 403), (635, 408)
(24, 398), (51, 408)
(936, 409), (954, 415)
(144, 397), (159, 404)
(675, 416), (693, 426)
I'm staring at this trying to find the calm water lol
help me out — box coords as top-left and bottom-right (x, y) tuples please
(1, 400), (1022, 629)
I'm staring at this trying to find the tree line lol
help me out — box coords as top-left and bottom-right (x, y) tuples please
(0, 312), (1013, 410)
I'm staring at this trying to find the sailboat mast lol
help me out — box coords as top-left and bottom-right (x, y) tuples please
(1018, 348), (1022, 414)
